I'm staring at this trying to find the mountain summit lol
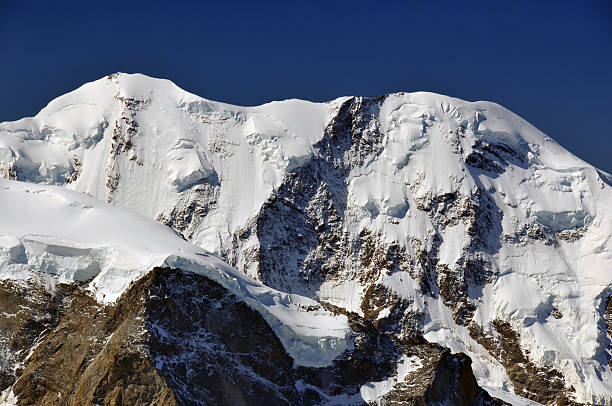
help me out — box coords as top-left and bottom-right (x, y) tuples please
(0, 73), (611, 405)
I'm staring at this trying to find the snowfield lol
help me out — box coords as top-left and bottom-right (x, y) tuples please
(0, 178), (351, 368)
(1, 73), (611, 404)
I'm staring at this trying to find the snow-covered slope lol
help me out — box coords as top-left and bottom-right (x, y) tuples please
(1, 73), (611, 405)
(0, 73), (339, 240)
(0, 178), (351, 368)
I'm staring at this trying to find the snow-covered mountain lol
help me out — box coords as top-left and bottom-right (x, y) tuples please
(1, 73), (611, 405)
(2, 178), (495, 405)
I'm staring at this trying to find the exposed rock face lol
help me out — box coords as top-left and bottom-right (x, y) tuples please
(0, 279), (75, 392)
(465, 138), (529, 175)
(308, 303), (505, 406)
(143, 268), (297, 405)
(380, 348), (502, 406)
(606, 295), (612, 368)
(469, 321), (577, 405)
(1, 268), (503, 405)
(228, 97), (384, 296)
(157, 183), (219, 240)
(8, 276), (176, 406)
(105, 91), (151, 202)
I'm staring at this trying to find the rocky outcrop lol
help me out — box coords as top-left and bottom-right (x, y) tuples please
(104, 90), (150, 202)
(305, 302), (504, 406)
(465, 138), (529, 175)
(0, 279), (76, 392)
(606, 295), (612, 368)
(143, 268), (298, 405)
(469, 320), (577, 405)
(157, 183), (219, 240)
(227, 96), (385, 296)
(8, 277), (175, 406)
(1, 268), (504, 405)
(379, 349), (505, 406)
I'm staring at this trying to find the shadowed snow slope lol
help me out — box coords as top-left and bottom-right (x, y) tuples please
(1, 73), (611, 405)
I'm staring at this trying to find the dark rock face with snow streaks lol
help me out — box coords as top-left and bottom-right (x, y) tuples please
(0, 268), (502, 405)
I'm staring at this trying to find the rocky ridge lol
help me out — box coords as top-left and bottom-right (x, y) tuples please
(1, 268), (503, 406)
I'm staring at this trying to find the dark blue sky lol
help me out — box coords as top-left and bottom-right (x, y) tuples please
(1, 0), (611, 172)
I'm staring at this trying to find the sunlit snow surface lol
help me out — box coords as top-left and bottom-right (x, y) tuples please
(0, 178), (351, 368)
(1, 73), (611, 404)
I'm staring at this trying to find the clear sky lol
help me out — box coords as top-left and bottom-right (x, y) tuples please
(1, 0), (610, 172)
